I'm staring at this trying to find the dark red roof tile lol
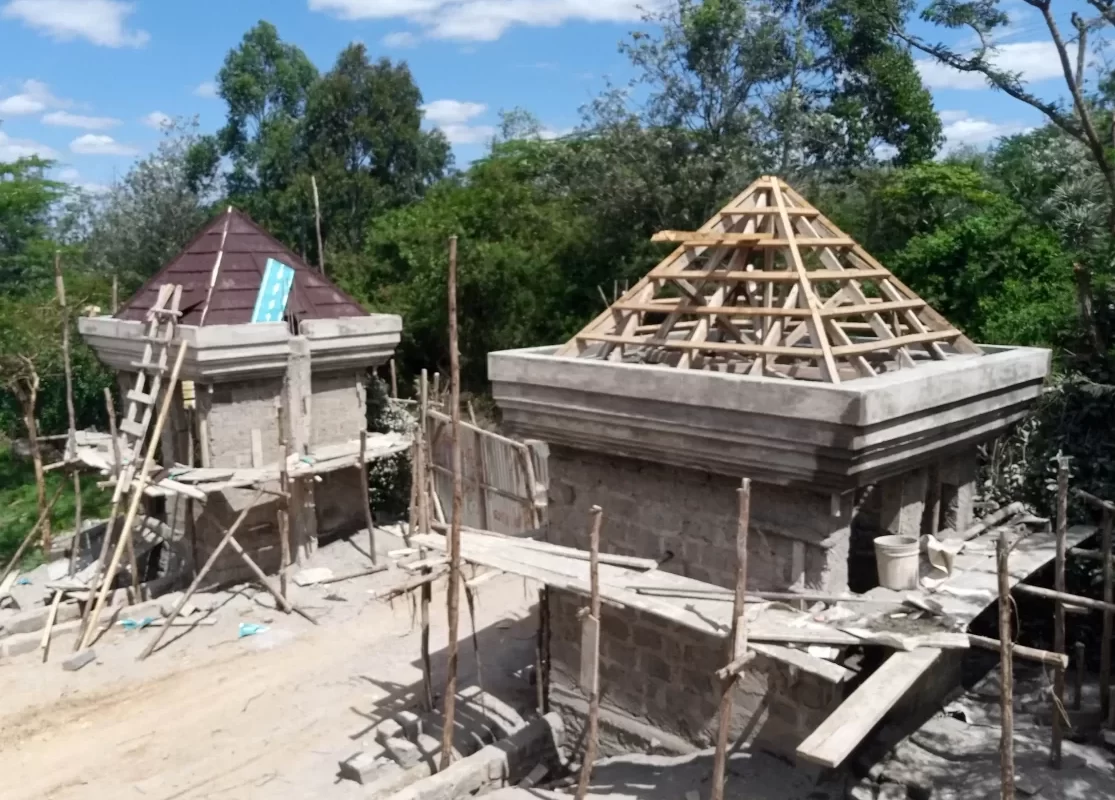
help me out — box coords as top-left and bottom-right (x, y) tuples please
(115, 207), (369, 326)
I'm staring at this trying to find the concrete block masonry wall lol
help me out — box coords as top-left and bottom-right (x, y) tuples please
(547, 590), (840, 758)
(546, 447), (851, 594)
(203, 377), (285, 469)
(310, 371), (366, 448)
(193, 489), (284, 585)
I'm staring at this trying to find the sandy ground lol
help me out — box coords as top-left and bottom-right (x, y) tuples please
(0, 530), (541, 800)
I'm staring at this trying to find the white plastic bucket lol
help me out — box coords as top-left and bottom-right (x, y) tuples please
(874, 535), (920, 590)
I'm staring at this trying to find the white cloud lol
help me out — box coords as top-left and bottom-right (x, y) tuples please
(70, 133), (138, 156)
(539, 126), (573, 140)
(382, 31), (420, 48)
(55, 166), (109, 194)
(1, 0), (149, 47)
(309, 0), (654, 42)
(916, 41), (1064, 90)
(43, 110), (120, 129)
(0, 130), (57, 160)
(940, 112), (1032, 151)
(141, 110), (172, 130)
(422, 99), (495, 143)
(193, 81), (218, 99)
(0, 79), (68, 116)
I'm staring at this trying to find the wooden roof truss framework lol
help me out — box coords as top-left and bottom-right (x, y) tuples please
(557, 176), (981, 383)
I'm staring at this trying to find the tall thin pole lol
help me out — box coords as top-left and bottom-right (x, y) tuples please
(440, 235), (462, 770)
(311, 175), (325, 276)
(998, 526), (1015, 800)
(54, 251), (76, 462)
(277, 395), (292, 598)
(359, 430), (376, 565)
(1051, 456), (1069, 768)
(575, 506), (604, 800)
(111, 273), (119, 315)
(711, 478), (752, 800)
(1101, 507), (1113, 721)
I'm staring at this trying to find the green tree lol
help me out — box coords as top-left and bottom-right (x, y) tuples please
(0, 157), (64, 289)
(83, 119), (219, 289)
(302, 43), (450, 254)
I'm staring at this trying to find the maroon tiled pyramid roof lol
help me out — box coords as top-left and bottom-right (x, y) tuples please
(115, 207), (369, 326)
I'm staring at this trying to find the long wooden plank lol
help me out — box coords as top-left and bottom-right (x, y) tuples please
(647, 268), (889, 283)
(796, 647), (942, 768)
(652, 230), (772, 244)
(576, 333), (823, 358)
(771, 181), (840, 382)
(830, 329), (960, 357)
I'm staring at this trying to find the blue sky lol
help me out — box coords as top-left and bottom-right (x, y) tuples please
(0, 0), (1086, 193)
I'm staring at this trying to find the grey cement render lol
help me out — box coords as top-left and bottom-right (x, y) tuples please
(78, 314), (401, 383)
(489, 344), (1049, 490)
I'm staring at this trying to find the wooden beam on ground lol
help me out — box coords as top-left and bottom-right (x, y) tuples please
(796, 647), (942, 769)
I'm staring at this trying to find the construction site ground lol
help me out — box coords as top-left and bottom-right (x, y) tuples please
(0, 529), (539, 800)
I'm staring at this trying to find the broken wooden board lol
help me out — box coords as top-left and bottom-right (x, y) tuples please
(796, 647), (942, 768)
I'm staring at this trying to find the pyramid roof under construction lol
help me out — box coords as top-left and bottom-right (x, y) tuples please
(116, 208), (368, 327)
(557, 176), (981, 383)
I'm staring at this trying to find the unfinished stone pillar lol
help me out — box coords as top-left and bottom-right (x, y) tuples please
(940, 450), (978, 537)
(878, 466), (928, 539)
(286, 335), (318, 561)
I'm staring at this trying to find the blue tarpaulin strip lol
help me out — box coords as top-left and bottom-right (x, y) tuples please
(251, 258), (295, 323)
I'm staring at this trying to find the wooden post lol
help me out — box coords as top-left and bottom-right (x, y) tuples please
(66, 471), (82, 576)
(138, 489), (265, 660)
(311, 174), (325, 275)
(277, 396), (292, 598)
(111, 273), (119, 314)
(0, 484), (65, 586)
(711, 478), (752, 800)
(1051, 456), (1068, 768)
(1101, 508), (1113, 721)
(537, 586), (551, 714)
(440, 234), (463, 771)
(389, 359), (398, 399)
(575, 506), (604, 800)
(40, 590), (63, 662)
(54, 252), (77, 462)
(998, 526), (1015, 800)
(1074, 641), (1086, 710)
(420, 565), (434, 711)
(359, 430), (377, 565)
(418, 369), (429, 535)
(82, 342), (189, 650)
(468, 402), (490, 530)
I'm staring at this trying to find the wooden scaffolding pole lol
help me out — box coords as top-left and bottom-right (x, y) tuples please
(711, 478), (753, 800)
(277, 395), (292, 598)
(440, 234), (463, 771)
(81, 342), (188, 650)
(1102, 507), (1114, 720)
(575, 506), (604, 800)
(311, 175), (325, 275)
(998, 526), (1015, 800)
(1051, 456), (1069, 768)
(359, 430), (377, 565)
(55, 252), (77, 462)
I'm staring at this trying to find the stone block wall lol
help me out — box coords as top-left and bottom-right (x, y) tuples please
(547, 589), (840, 758)
(192, 488), (283, 586)
(546, 447), (851, 594)
(311, 370), (366, 448)
(201, 377), (284, 469)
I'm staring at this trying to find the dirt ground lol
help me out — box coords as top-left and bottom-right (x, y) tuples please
(0, 529), (541, 800)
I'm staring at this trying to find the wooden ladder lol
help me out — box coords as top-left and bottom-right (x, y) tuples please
(113, 284), (182, 498)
